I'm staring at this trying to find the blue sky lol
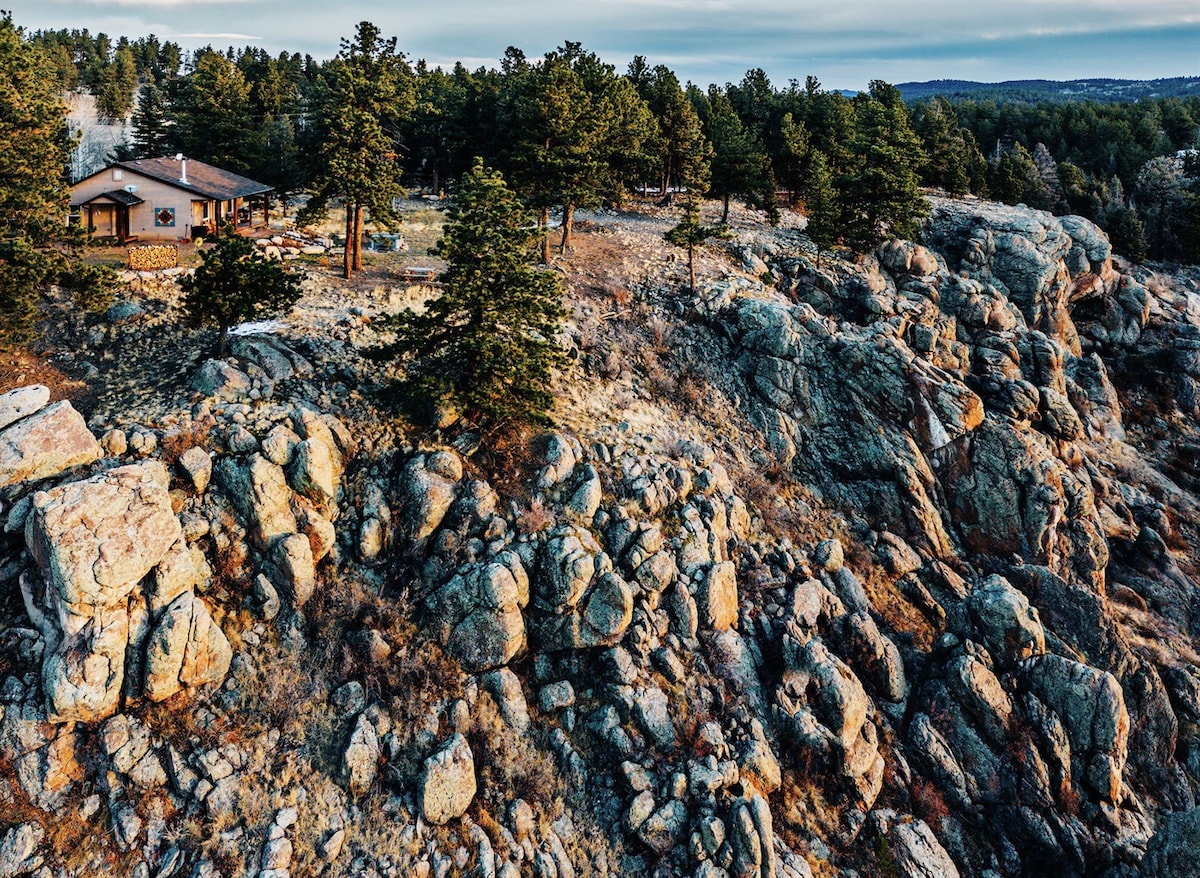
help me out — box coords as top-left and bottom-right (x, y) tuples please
(7, 0), (1199, 91)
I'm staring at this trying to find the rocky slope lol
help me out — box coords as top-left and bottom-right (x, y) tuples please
(1, 194), (1199, 878)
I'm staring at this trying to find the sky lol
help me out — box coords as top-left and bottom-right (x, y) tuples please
(7, 0), (1200, 92)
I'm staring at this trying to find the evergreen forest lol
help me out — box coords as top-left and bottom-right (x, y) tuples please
(16, 18), (1200, 264)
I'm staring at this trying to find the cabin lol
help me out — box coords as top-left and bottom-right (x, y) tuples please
(70, 155), (273, 242)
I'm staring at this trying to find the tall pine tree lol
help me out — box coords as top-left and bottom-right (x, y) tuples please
(0, 14), (110, 347)
(300, 22), (414, 278)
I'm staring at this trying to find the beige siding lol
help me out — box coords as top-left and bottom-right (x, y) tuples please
(72, 169), (201, 241)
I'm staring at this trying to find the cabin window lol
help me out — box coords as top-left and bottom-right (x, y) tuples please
(112, 169), (123, 181)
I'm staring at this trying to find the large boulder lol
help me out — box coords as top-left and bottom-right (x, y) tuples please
(397, 451), (461, 544)
(26, 461), (180, 618)
(143, 590), (232, 702)
(419, 734), (476, 825)
(530, 527), (633, 650)
(40, 604), (130, 723)
(1141, 808), (1200, 878)
(427, 554), (528, 672)
(215, 453), (297, 547)
(697, 561), (739, 631)
(871, 810), (960, 878)
(0, 400), (101, 489)
(1023, 653), (1129, 803)
(967, 574), (1046, 665)
(0, 384), (49, 431)
(0, 822), (44, 878)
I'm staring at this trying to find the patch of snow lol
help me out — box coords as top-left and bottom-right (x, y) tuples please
(229, 320), (284, 337)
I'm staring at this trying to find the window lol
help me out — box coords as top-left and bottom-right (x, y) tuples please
(112, 169), (123, 181)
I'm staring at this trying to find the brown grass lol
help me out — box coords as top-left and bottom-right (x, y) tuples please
(159, 411), (217, 466)
(0, 348), (95, 407)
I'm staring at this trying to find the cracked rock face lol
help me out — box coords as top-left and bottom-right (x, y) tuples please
(22, 460), (228, 723)
(27, 461), (180, 619)
(0, 400), (102, 489)
(419, 733), (476, 825)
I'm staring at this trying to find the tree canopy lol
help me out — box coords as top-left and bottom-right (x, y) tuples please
(382, 161), (567, 430)
(0, 14), (111, 348)
(180, 230), (303, 355)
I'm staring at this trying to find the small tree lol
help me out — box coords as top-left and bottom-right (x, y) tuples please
(180, 230), (303, 355)
(802, 149), (840, 268)
(383, 161), (567, 430)
(664, 127), (724, 294)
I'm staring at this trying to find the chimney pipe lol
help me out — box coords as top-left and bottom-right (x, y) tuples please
(180, 158), (188, 185)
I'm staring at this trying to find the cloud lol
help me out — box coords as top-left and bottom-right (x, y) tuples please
(75, 0), (251, 5)
(175, 32), (262, 40)
(6, 0), (1200, 90)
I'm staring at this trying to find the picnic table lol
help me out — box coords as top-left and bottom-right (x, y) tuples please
(402, 266), (441, 284)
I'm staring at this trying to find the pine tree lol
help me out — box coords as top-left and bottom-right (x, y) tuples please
(383, 161), (567, 430)
(840, 82), (928, 250)
(131, 82), (172, 157)
(1, 14), (110, 348)
(802, 150), (840, 268)
(705, 91), (778, 224)
(169, 49), (254, 172)
(665, 133), (723, 294)
(180, 230), (303, 355)
(299, 22), (413, 279)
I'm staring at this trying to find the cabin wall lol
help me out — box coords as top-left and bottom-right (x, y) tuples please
(71, 169), (199, 241)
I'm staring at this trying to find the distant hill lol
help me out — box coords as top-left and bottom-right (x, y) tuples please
(896, 77), (1200, 104)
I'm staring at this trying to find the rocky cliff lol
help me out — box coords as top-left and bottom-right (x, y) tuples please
(1, 194), (1199, 878)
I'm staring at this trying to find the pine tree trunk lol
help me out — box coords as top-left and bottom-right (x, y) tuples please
(540, 206), (551, 265)
(688, 243), (696, 294)
(343, 203), (353, 279)
(353, 203), (364, 272)
(722, 195), (730, 224)
(560, 203), (574, 253)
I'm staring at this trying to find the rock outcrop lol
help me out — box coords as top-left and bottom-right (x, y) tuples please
(2, 194), (1200, 878)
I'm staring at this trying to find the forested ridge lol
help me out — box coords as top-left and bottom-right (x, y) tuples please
(19, 18), (1200, 264)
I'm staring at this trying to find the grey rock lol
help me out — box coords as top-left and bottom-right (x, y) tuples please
(967, 575), (1046, 665)
(428, 555), (528, 672)
(177, 446), (212, 493)
(27, 460), (180, 617)
(813, 538), (844, 572)
(1023, 653), (1128, 803)
(261, 423), (300, 466)
(191, 359), (252, 401)
(143, 591), (232, 703)
(0, 385), (49, 432)
(872, 809), (960, 878)
(0, 400), (102, 488)
(0, 822), (43, 878)
(398, 452), (461, 543)
(265, 532), (317, 609)
(540, 681), (576, 712)
(419, 734), (476, 825)
(482, 668), (530, 734)
(1141, 807), (1200, 878)
(343, 712), (380, 797)
(697, 561), (739, 631)
(214, 453), (297, 548)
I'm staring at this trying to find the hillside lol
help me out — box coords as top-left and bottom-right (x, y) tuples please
(2, 193), (1200, 878)
(896, 76), (1200, 104)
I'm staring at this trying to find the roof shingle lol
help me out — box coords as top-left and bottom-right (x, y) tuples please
(114, 157), (273, 200)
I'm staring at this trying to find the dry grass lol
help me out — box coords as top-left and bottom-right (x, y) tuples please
(159, 411), (217, 466)
(0, 348), (95, 406)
